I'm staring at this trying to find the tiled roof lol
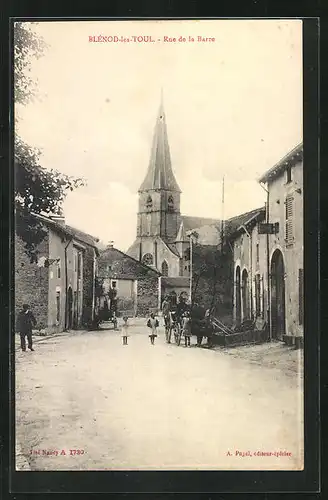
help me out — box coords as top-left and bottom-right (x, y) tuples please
(139, 100), (181, 193)
(258, 143), (303, 183)
(224, 207), (266, 240)
(99, 246), (160, 276)
(31, 213), (99, 249)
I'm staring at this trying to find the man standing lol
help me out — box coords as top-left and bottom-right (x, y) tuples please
(16, 304), (37, 352)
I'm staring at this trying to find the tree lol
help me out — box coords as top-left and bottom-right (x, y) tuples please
(191, 243), (233, 321)
(14, 22), (85, 262)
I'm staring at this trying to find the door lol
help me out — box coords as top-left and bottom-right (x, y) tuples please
(235, 266), (241, 326)
(242, 269), (249, 320)
(270, 249), (286, 340)
(67, 286), (73, 330)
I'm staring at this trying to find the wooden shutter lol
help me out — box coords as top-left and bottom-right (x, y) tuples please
(285, 195), (294, 244)
(299, 268), (304, 325)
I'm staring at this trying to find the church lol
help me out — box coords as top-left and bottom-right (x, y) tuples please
(126, 96), (222, 300)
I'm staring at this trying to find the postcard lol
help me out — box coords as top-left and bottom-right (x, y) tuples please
(13, 19), (305, 476)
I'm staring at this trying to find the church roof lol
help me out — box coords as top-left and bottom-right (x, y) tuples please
(175, 220), (187, 242)
(139, 97), (181, 193)
(181, 215), (221, 232)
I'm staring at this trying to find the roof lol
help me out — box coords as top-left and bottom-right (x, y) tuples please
(258, 142), (303, 183)
(99, 245), (161, 276)
(224, 207), (266, 240)
(31, 213), (99, 250)
(161, 276), (190, 288)
(181, 215), (221, 232)
(175, 221), (187, 242)
(139, 99), (181, 193)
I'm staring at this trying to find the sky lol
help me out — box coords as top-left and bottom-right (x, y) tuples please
(16, 20), (303, 251)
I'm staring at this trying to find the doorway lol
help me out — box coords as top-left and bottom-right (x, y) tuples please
(270, 249), (286, 340)
(235, 266), (241, 326)
(67, 286), (73, 330)
(242, 269), (249, 320)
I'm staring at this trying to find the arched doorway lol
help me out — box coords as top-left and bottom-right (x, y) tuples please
(235, 266), (241, 326)
(66, 286), (73, 330)
(242, 269), (249, 320)
(270, 249), (286, 340)
(161, 260), (169, 276)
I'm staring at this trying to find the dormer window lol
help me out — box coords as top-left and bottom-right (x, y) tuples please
(146, 195), (152, 209)
(168, 195), (174, 212)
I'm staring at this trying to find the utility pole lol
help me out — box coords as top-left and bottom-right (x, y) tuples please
(221, 176), (225, 252)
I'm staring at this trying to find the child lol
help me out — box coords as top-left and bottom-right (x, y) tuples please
(182, 311), (192, 347)
(121, 316), (129, 345)
(147, 313), (159, 345)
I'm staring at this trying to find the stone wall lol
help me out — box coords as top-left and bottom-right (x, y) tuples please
(15, 234), (49, 330)
(82, 245), (96, 326)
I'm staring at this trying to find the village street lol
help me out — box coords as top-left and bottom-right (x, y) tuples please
(15, 320), (304, 471)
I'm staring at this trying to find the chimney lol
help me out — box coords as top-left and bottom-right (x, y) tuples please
(107, 240), (114, 248)
(50, 215), (66, 226)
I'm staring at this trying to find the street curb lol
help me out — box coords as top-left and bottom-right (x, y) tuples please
(14, 332), (69, 352)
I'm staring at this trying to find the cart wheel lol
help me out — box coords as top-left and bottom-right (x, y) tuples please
(174, 324), (181, 345)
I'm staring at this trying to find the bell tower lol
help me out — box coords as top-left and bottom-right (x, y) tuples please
(137, 93), (182, 242)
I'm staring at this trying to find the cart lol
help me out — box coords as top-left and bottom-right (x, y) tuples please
(166, 311), (183, 345)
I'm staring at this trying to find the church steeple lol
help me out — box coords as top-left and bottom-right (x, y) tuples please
(139, 94), (181, 193)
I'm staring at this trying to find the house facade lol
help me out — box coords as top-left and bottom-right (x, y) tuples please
(259, 143), (303, 341)
(228, 208), (267, 328)
(228, 143), (303, 343)
(15, 214), (98, 333)
(97, 245), (160, 316)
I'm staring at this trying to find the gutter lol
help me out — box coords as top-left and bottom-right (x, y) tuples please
(259, 182), (271, 341)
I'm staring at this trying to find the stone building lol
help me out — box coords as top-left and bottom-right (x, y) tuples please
(97, 245), (160, 316)
(227, 207), (267, 327)
(228, 143), (303, 343)
(126, 96), (221, 301)
(15, 214), (99, 333)
(258, 142), (303, 342)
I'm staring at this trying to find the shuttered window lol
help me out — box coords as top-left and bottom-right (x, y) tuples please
(299, 268), (304, 325)
(285, 195), (294, 245)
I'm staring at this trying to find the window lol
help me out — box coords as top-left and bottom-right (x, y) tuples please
(57, 259), (61, 278)
(256, 244), (259, 266)
(285, 195), (294, 245)
(254, 274), (261, 317)
(142, 253), (153, 266)
(56, 291), (60, 323)
(299, 268), (304, 325)
(286, 165), (292, 183)
(184, 265), (188, 270)
(146, 195), (152, 209)
(168, 195), (174, 212)
(161, 260), (169, 276)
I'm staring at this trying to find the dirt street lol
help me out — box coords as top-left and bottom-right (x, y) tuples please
(15, 320), (304, 471)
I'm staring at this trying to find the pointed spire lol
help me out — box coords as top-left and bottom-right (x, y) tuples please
(139, 92), (181, 193)
(176, 221), (187, 242)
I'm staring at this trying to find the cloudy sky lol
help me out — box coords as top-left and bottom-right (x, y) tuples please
(16, 20), (302, 251)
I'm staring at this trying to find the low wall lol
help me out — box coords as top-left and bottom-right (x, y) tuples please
(212, 328), (269, 347)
